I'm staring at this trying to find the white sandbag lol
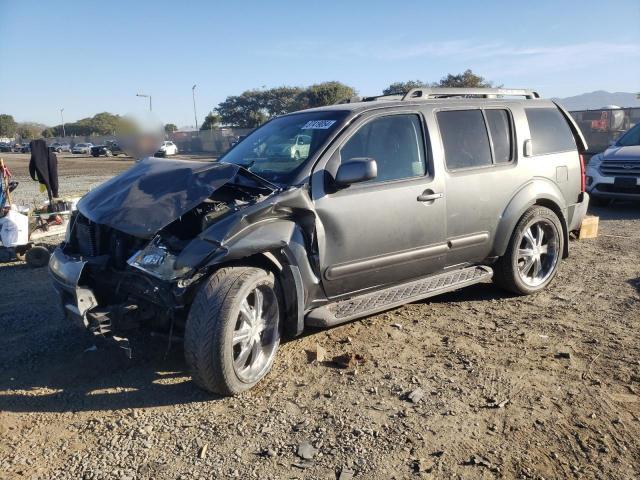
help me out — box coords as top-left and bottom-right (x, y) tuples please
(0, 206), (29, 247)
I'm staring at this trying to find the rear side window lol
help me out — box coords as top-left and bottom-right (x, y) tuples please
(437, 110), (492, 170)
(485, 109), (513, 163)
(525, 108), (576, 155)
(341, 114), (426, 183)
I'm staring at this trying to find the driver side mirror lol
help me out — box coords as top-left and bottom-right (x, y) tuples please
(335, 158), (377, 187)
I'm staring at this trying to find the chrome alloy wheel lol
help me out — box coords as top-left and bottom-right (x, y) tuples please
(516, 219), (560, 287)
(232, 284), (280, 383)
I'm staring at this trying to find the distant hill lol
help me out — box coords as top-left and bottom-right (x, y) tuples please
(553, 90), (640, 111)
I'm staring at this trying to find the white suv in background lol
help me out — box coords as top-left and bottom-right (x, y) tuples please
(586, 122), (640, 205)
(156, 141), (178, 157)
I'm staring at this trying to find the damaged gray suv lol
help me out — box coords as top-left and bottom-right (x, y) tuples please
(49, 88), (589, 395)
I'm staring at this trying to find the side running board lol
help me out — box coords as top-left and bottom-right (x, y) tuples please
(306, 265), (493, 328)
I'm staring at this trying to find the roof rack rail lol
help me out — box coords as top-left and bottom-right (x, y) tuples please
(334, 94), (404, 104)
(335, 96), (363, 104)
(401, 88), (541, 101)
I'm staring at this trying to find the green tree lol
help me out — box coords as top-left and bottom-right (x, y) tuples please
(16, 122), (46, 140)
(382, 71), (495, 96)
(263, 86), (304, 115)
(382, 80), (429, 96)
(45, 112), (136, 137)
(0, 114), (17, 137)
(215, 82), (357, 127)
(435, 69), (494, 88)
(200, 112), (221, 130)
(216, 90), (269, 128)
(164, 123), (178, 133)
(295, 81), (357, 109)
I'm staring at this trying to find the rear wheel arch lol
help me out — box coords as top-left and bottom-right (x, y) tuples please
(494, 205), (564, 295)
(493, 181), (569, 258)
(533, 198), (569, 258)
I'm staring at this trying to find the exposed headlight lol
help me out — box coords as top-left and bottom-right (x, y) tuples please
(128, 237), (192, 281)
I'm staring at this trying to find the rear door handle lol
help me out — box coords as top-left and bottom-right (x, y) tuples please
(417, 191), (444, 202)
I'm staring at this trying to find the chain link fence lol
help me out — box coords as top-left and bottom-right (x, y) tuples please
(34, 128), (252, 157)
(169, 128), (252, 156)
(569, 107), (640, 156)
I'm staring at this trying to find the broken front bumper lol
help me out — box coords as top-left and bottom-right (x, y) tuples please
(49, 247), (99, 329)
(49, 247), (148, 338)
(50, 246), (188, 338)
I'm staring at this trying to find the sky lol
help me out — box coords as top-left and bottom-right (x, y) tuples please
(1, 0), (639, 127)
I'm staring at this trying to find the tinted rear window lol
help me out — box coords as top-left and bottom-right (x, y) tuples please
(485, 109), (513, 163)
(525, 108), (575, 155)
(438, 110), (492, 170)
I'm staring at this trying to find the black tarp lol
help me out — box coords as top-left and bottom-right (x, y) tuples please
(29, 139), (59, 199)
(77, 158), (241, 238)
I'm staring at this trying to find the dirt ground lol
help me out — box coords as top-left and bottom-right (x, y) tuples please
(0, 155), (639, 479)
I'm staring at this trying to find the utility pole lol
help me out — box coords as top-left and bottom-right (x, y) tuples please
(192, 84), (198, 131)
(60, 108), (66, 137)
(136, 93), (152, 111)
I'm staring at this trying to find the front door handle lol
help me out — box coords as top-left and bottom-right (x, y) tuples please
(417, 191), (444, 202)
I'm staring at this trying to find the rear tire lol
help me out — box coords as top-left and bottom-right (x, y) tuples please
(493, 206), (564, 295)
(184, 267), (281, 396)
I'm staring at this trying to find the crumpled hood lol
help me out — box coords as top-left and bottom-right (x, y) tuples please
(78, 157), (241, 238)
(603, 145), (640, 162)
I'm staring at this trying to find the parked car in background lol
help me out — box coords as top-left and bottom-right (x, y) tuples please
(155, 140), (178, 157)
(291, 133), (311, 159)
(51, 142), (71, 153)
(50, 87), (589, 396)
(230, 135), (247, 148)
(0, 142), (12, 152)
(91, 141), (124, 157)
(72, 143), (94, 154)
(20, 143), (31, 153)
(586, 122), (640, 205)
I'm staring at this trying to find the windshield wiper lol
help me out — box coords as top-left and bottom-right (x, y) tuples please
(235, 159), (255, 169)
(233, 165), (281, 192)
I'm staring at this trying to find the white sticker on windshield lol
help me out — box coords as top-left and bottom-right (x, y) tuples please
(302, 120), (336, 130)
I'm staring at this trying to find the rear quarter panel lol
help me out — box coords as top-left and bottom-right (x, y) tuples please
(491, 103), (582, 256)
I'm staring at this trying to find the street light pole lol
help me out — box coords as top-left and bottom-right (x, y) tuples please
(136, 93), (152, 112)
(192, 84), (198, 131)
(60, 108), (66, 138)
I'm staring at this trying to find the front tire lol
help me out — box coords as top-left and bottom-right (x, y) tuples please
(184, 267), (281, 395)
(494, 206), (564, 295)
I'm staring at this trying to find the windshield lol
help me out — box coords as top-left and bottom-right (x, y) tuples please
(220, 110), (348, 184)
(617, 123), (640, 147)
